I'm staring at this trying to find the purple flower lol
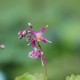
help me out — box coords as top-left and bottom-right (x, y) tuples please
(18, 30), (28, 39)
(28, 25), (52, 43)
(28, 48), (41, 59)
(18, 23), (52, 66)
(18, 23), (51, 79)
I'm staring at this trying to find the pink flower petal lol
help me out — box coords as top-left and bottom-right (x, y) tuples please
(28, 49), (41, 59)
(42, 37), (52, 43)
(30, 39), (36, 48)
(39, 25), (48, 33)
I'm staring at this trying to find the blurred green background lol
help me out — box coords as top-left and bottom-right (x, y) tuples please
(0, 0), (80, 80)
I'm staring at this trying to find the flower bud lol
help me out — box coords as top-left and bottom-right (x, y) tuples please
(26, 36), (31, 41)
(28, 23), (33, 28)
(18, 30), (28, 39)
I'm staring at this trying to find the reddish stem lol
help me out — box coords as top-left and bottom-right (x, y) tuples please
(37, 42), (48, 80)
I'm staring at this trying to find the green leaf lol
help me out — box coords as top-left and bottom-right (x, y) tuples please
(15, 73), (46, 80)
(66, 74), (80, 80)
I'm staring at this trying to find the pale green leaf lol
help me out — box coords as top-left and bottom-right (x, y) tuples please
(15, 73), (46, 80)
(66, 74), (80, 80)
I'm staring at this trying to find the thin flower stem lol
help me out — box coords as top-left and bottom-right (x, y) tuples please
(43, 54), (48, 80)
(37, 42), (48, 80)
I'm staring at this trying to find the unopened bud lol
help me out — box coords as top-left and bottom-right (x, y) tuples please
(18, 30), (28, 39)
(28, 23), (33, 28)
(26, 36), (31, 41)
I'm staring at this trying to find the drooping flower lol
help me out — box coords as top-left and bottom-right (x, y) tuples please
(18, 30), (28, 39)
(28, 48), (41, 59)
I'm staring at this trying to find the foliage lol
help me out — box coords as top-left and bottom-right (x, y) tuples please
(66, 75), (80, 80)
(15, 73), (46, 80)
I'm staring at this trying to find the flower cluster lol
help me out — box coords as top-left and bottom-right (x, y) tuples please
(18, 23), (52, 66)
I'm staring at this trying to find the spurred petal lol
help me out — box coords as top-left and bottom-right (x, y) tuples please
(28, 30), (35, 35)
(42, 37), (52, 43)
(28, 39), (36, 48)
(39, 25), (48, 33)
